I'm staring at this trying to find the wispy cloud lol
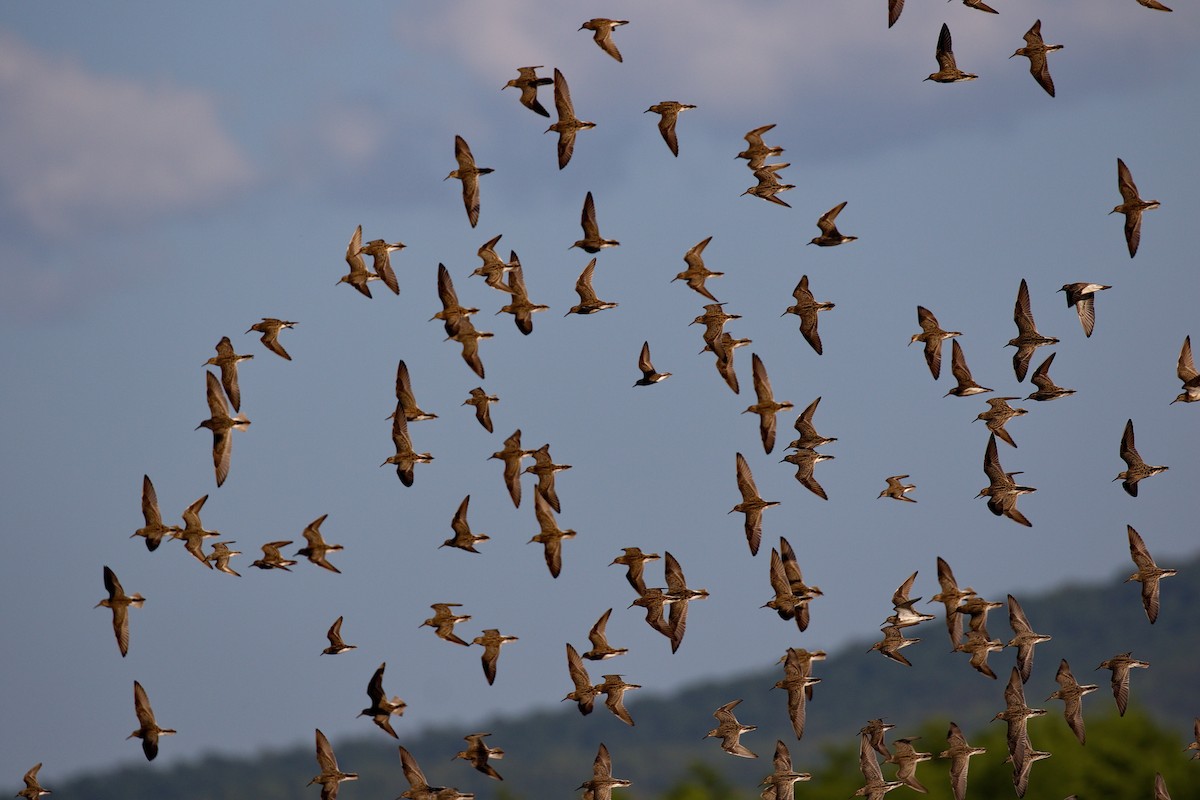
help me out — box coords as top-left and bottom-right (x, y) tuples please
(0, 29), (252, 234)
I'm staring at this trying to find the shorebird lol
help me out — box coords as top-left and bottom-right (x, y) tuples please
(1006, 595), (1051, 682)
(979, 433), (1036, 527)
(1172, 335), (1200, 404)
(337, 224), (377, 298)
(497, 252), (548, 334)
(787, 396), (837, 451)
(489, 429), (530, 508)
(1058, 283), (1110, 337)
(205, 541), (242, 576)
(610, 547), (660, 596)
(771, 666), (821, 741)
(1046, 659), (1097, 744)
(807, 201), (857, 246)
(956, 630), (1005, 679)
(958, 0), (998, 13)
(128, 681), (175, 762)
(523, 443), (571, 513)
(571, 192), (619, 252)
(742, 173), (795, 207)
(974, 397), (1027, 448)
(445, 135), (492, 228)
(926, 23), (977, 82)
(1005, 741), (1051, 799)
(1126, 524), (1176, 624)
(633, 341), (671, 386)
(731, 452), (779, 556)
(1111, 158), (1159, 258)
(940, 722), (986, 800)
(778, 536), (822, 631)
(663, 551), (708, 653)
(295, 514), (343, 574)
(321, 616), (356, 655)
(441, 496), (489, 554)
(16, 764), (50, 800)
(472, 629), (519, 685)
(783, 275), (834, 355)
(566, 259), (618, 316)
(462, 387), (498, 433)
(869, 624), (920, 666)
(308, 729), (356, 800)
(173, 494), (218, 567)
(421, 603), (471, 646)
(96, 566), (144, 657)
(446, 321), (492, 381)
(860, 719), (895, 758)
(956, 594), (1006, 639)
(781, 448), (834, 500)
(358, 239), (402, 295)
(577, 743), (632, 800)
(693, 303), (743, 355)
(943, 340), (992, 397)
(777, 646), (826, 708)
(629, 587), (675, 643)
(1026, 352), (1074, 402)
(250, 540), (296, 571)
(456, 733), (504, 781)
(878, 475), (917, 502)
(597, 674), (640, 726)
(743, 354), (793, 454)
(909, 306), (960, 379)
(502, 65), (553, 117)
(432, 263), (479, 338)
(737, 124), (785, 168)
(709, 332), (751, 394)
(132, 474), (181, 551)
(646, 101), (696, 156)
(760, 740), (811, 800)
(1097, 652), (1150, 716)
(887, 0), (904, 27)
(1010, 20), (1062, 97)
(672, 236), (722, 301)
(887, 738), (932, 794)
(528, 491), (577, 579)
(382, 409), (433, 487)
(706, 699), (758, 758)
(857, 733), (905, 799)
(1186, 718), (1200, 759)
(246, 318), (297, 360)
(1136, 0), (1173, 9)
(1116, 418), (1168, 496)
(764, 547), (807, 622)
(196, 370), (250, 487)
(1008, 279), (1058, 382)
(546, 69), (595, 170)
(929, 556), (976, 648)
(470, 234), (516, 295)
(887, 572), (935, 628)
(1154, 773), (1173, 800)
(397, 746), (446, 800)
(993, 667), (1047, 776)
(564, 642), (600, 715)
(390, 360), (436, 422)
(359, 662), (406, 738)
(583, 608), (628, 660)
(579, 19), (629, 62)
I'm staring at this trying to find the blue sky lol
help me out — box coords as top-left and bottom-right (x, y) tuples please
(2, 0), (1198, 784)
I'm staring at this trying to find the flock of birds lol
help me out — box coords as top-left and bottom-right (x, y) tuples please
(17, 4), (1196, 800)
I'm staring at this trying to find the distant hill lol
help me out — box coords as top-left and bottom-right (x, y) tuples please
(59, 554), (1200, 799)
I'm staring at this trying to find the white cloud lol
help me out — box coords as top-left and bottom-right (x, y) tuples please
(0, 29), (253, 233)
